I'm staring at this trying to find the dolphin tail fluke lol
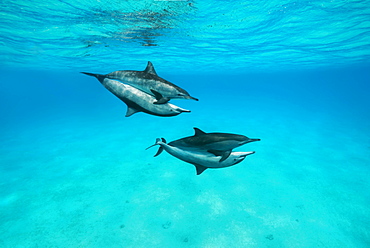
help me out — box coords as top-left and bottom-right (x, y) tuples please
(81, 72), (106, 83)
(146, 138), (167, 157)
(154, 145), (164, 157)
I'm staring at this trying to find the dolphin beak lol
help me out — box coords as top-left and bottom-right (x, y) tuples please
(233, 151), (255, 165)
(185, 95), (199, 101)
(240, 151), (255, 158)
(175, 107), (191, 113)
(242, 138), (260, 145)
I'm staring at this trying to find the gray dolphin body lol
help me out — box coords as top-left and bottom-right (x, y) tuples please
(84, 62), (198, 104)
(82, 74), (190, 117)
(146, 138), (255, 175)
(169, 128), (261, 162)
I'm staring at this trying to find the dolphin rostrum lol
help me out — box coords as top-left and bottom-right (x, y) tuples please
(83, 61), (198, 104)
(81, 73), (190, 117)
(168, 127), (260, 162)
(146, 138), (255, 175)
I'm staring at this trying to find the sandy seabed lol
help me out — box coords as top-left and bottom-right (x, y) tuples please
(1, 93), (369, 248)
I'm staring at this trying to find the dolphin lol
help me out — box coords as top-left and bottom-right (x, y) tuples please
(81, 74), (190, 117)
(82, 61), (198, 104)
(168, 127), (260, 162)
(146, 138), (255, 175)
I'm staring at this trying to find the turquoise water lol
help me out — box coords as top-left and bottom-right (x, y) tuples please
(1, 1), (370, 247)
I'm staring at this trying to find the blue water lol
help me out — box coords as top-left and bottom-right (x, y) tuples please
(1, 1), (370, 247)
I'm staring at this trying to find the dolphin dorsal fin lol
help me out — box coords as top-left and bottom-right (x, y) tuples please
(144, 61), (158, 76)
(193, 127), (206, 136)
(125, 107), (140, 117)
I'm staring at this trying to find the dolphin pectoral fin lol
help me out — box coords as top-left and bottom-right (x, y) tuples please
(219, 150), (232, 162)
(207, 149), (224, 156)
(207, 150), (231, 162)
(143, 61), (158, 76)
(153, 98), (170, 104)
(193, 127), (206, 136)
(150, 90), (169, 104)
(192, 163), (208, 175)
(125, 107), (140, 117)
(151, 89), (163, 99)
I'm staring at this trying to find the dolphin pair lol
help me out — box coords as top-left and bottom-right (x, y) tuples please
(106, 61), (198, 104)
(146, 128), (260, 175)
(81, 75), (190, 117)
(84, 61), (198, 104)
(82, 62), (197, 117)
(146, 138), (255, 175)
(170, 127), (260, 162)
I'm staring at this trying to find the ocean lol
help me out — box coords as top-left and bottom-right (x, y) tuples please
(1, 0), (370, 247)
